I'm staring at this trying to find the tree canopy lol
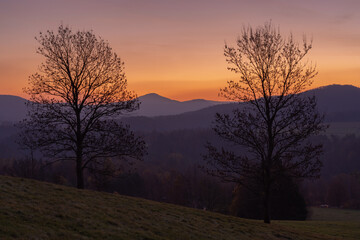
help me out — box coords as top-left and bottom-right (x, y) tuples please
(204, 22), (326, 223)
(20, 25), (146, 189)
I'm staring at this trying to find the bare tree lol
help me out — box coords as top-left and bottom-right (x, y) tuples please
(204, 22), (326, 223)
(20, 25), (146, 189)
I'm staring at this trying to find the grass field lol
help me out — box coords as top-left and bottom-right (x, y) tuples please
(308, 207), (360, 221)
(0, 175), (359, 240)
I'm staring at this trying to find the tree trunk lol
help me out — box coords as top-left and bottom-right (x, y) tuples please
(76, 144), (84, 189)
(264, 185), (271, 224)
(75, 109), (84, 189)
(76, 159), (84, 189)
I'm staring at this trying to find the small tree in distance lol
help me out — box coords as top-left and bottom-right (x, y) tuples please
(20, 25), (146, 189)
(204, 22), (326, 223)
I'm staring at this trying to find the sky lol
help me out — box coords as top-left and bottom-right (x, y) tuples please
(0, 0), (359, 101)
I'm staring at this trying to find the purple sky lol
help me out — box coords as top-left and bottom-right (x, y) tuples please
(1, 0), (359, 100)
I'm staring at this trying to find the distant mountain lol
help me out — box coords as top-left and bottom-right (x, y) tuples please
(123, 85), (360, 132)
(131, 93), (223, 117)
(304, 85), (360, 122)
(1, 85), (360, 159)
(1, 85), (360, 125)
(0, 93), (223, 123)
(0, 95), (27, 124)
(305, 84), (360, 112)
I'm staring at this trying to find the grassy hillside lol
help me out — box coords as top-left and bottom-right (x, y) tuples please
(0, 176), (359, 240)
(308, 207), (360, 221)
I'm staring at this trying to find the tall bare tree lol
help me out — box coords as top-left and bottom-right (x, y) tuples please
(204, 22), (326, 223)
(20, 25), (146, 189)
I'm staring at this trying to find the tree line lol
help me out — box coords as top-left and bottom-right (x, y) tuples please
(2, 131), (360, 217)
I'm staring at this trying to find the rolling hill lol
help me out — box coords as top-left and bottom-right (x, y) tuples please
(0, 93), (223, 123)
(1, 84), (360, 134)
(122, 85), (360, 132)
(0, 175), (359, 240)
(0, 95), (27, 123)
(133, 93), (223, 117)
(1, 85), (360, 126)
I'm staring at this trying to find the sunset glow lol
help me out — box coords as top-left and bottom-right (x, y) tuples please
(1, 0), (359, 101)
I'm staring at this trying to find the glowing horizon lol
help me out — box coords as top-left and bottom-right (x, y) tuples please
(1, 0), (359, 101)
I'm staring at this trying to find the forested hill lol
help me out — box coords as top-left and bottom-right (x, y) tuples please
(0, 93), (223, 123)
(2, 84), (360, 127)
(133, 93), (223, 116)
(122, 85), (360, 132)
(0, 175), (358, 240)
(0, 95), (27, 123)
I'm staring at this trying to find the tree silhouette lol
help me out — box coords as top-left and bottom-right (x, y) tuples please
(20, 25), (146, 189)
(204, 22), (326, 223)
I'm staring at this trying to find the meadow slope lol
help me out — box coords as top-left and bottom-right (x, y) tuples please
(0, 175), (359, 240)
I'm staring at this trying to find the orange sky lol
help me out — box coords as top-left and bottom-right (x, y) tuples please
(1, 0), (359, 101)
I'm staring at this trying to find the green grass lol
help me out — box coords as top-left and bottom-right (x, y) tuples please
(308, 207), (360, 221)
(275, 207), (360, 240)
(0, 175), (359, 240)
(278, 221), (360, 240)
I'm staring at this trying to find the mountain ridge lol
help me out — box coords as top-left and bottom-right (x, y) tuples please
(0, 92), (224, 122)
(1, 84), (360, 124)
(122, 84), (360, 132)
(0, 95), (28, 123)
